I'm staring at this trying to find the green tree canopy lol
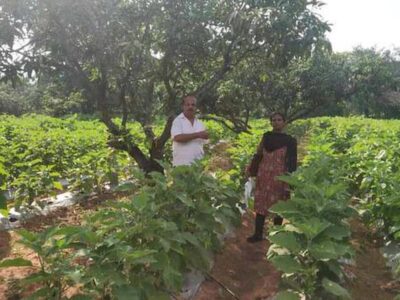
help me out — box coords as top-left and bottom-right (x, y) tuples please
(0, 0), (330, 172)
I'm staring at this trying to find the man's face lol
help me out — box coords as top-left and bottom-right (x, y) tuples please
(271, 114), (285, 131)
(182, 96), (197, 117)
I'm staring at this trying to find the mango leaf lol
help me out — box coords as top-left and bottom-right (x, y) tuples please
(0, 258), (33, 268)
(268, 232), (303, 253)
(269, 255), (303, 273)
(322, 278), (351, 299)
(276, 291), (302, 300)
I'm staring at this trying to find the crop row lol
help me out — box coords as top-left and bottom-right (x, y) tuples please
(0, 164), (240, 299)
(267, 116), (400, 299)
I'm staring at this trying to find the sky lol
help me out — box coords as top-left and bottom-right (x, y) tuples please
(315, 0), (400, 52)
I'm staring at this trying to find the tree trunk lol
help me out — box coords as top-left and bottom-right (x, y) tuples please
(97, 77), (164, 174)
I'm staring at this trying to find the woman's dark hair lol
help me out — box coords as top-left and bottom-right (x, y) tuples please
(269, 112), (286, 122)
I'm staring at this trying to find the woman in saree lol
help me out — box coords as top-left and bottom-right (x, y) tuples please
(245, 112), (297, 243)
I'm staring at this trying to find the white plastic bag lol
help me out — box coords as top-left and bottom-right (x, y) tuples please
(238, 178), (254, 214)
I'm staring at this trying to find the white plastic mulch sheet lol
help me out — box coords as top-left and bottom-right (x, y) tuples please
(0, 191), (78, 230)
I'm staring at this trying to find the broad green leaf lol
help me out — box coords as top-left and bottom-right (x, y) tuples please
(276, 291), (302, 300)
(181, 232), (200, 247)
(163, 266), (183, 290)
(159, 238), (171, 251)
(66, 270), (84, 284)
(69, 295), (92, 300)
(53, 181), (63, 190)
(268, 232), (303, 253)
(294, 218), (331, 240)
(114, 182), (136, 192)
(276, 175), (302, 187)
(89, 264), (127, 285)
(113, 285), (142, 300)
(177, 194), (195, 207)
(269, 255), (303, 273)
(322, 278), (351, 299)
(325, 260), (343, 278)
(269, 201), (300, 217)
(267, 244), (290, 258)
(124, 249), (157, 264)
(0, 193), (6, 210)
(24, 287), (58, 300)
(283, 224), (302, 233)
(325, 183), (347, 198)
(324, 224), (350, 240)
(146, 290), (171, 300)
(52, 226), (83, 237)
(132, 193), (150, 211)
(309, 241), (351, 260)
(22, 272), (53, 285)
(0, 258), (33, 268)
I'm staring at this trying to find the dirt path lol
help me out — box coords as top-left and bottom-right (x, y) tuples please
(195, 212), (280, 300)
(195, 214), (399, 300)
(346, 219), (399, 299)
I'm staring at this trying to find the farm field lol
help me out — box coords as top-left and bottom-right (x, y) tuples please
(0, 115), (400, 299)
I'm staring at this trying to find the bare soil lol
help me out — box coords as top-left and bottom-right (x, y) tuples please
(195, 212), (280, 300)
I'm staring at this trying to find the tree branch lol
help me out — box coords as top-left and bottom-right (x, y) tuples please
(199, 114), (251, 134)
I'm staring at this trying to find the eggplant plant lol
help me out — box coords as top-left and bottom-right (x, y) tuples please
(267, 155), (355, 299)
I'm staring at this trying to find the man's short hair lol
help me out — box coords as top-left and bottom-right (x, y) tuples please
(181, 94), (197, 105)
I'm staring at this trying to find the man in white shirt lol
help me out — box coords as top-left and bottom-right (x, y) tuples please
(171, 95), (209, 166)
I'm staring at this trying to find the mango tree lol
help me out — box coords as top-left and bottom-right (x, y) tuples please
(0, 0), (330, 172)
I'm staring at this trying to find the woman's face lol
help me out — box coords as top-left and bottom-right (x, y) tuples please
(271, 114), (286, 132)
